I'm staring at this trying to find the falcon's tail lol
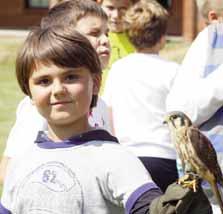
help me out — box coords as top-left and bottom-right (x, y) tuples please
(210, 181), (223, 214)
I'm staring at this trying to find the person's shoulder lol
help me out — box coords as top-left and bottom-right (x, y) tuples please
(96, 97), (106, 108)
(207, 22), (223, 34)
(90, 130), (124, 151)
(96, 138), (136, 160)
(111, 53), (138, 67)
(207, 23), (223, 47)
(16, 96), (33, 115)
(159, 57), (179, 69)
(192, 24), (211, 44)
(15, 96), (46, 123)
(108, 32), (134, 49)
(108, 54), (135, 77)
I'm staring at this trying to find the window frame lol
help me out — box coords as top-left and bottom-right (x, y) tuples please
(25, 0), (49, 9)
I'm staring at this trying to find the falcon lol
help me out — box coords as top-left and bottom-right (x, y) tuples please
(164, 111), (223, 212)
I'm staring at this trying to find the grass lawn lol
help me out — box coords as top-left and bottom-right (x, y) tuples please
(0, 35), (190, 194)
(0, 37), (25, 154)
(160, 38), (191, 63)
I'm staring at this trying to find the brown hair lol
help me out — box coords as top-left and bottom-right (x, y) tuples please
(125, 0), (168, 49)
(41, 0), (108, 29)
(16, 25), (101, 107)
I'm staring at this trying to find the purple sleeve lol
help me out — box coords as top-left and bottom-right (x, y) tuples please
(125, 182), (162, 214)
(0, 202), (11, 214)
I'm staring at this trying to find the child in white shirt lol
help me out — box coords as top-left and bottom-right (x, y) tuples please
(103, 0), (179, 192)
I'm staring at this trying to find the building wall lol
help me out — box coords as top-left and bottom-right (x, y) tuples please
(168, 0), (203, 41)
(0, 0), (201, 41)
(182, 0), (197, 41)
(167, 0), (183, 36)
(0, 0), (47, 28)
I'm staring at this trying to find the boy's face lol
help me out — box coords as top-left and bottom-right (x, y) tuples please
(100, 0), (131, 33)
(29, 63), (100, 130)
(75, 15), (110, 69)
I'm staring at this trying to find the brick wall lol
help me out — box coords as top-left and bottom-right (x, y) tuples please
(167, 0), (183, 36)
(182, 0), (197, 41)
(0, 0), (202, 41)
(0, 0), (47, 29)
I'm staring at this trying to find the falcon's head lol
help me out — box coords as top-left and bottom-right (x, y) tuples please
(163, 111), (192, 130)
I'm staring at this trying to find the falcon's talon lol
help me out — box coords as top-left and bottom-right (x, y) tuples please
(178, 174), (191, 184)
(183, 179), (198, 192)
(178, 175), (199, 192)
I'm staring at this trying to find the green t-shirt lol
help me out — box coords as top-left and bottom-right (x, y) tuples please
(101, 32), (135, 92)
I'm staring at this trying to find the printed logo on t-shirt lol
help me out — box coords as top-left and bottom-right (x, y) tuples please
(14, 161), (84, 213)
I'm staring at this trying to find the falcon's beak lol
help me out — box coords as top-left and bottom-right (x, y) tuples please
(163, 115), (176, 128)
(163, 115), (170, 124)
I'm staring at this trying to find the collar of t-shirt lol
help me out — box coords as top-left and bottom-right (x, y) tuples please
(35, 129), (118, 149)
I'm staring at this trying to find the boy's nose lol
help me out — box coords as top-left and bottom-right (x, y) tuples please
(111, 9), (120, 19)
(99, 34), (110, 46)
(52, 80), (66, 96)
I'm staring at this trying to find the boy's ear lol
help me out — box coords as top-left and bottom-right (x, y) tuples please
(93, 74), (102, 95)
(208, 10), (218, 23)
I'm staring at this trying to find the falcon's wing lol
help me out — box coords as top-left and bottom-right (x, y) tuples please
(187, 127), (223, 181)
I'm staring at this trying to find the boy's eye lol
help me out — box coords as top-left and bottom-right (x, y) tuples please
(37, 78), (50, 86)
(106, 6), (114, 11)
(119, 8), (126, 14)
(65, 74), (79, 82)
(88, 30), (100, 37)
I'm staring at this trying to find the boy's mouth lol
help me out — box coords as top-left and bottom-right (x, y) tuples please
(99, 50), (110, 56)
(51, 101), (72, 106)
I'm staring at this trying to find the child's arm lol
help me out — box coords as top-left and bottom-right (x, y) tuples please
(99, 144), (212, 213)
(127, 182), (211, 213)
(149, 182), (212, 214)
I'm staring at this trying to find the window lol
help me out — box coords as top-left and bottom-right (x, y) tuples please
(26, 0), (49, 8)
(157, 0), (172, 9)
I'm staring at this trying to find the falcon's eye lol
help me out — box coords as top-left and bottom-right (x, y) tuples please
(171, 115), (178, 120)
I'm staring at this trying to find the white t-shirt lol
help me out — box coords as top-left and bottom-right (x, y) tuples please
(4, 96), (111, 158)
(166, 23), (223, 126)
(103, 53), (179, 159)
(1, 130), (157, 214)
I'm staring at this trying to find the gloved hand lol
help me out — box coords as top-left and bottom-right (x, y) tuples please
(149, 181), (212, 214)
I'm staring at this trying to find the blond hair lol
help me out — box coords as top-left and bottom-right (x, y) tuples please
(125, 0), (168, 49)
